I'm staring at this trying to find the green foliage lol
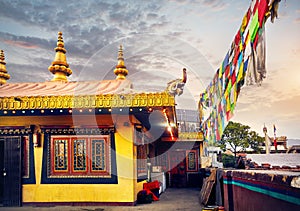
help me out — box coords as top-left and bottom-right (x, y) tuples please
(248, 131), (264, 153)
(217, 121), (264, 158)
(222, 154), (235, 168)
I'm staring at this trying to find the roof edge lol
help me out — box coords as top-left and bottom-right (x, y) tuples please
(0, 92), (175, 110)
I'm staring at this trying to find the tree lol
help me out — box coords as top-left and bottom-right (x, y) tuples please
(222, 154), (235, 168)
(217, 121), (264, 158)
(248, 131), (264, 153)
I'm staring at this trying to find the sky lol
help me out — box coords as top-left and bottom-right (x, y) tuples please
(0, 0), (299, 139)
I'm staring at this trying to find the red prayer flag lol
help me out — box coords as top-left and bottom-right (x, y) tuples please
(231, 70), (236, 85)
(232, 49), (240, 66)
(253, 32), (260, 50)
(252, 0), (259, 14)
(235, 31), (241, 46)
(258, 0), (269, 27)
(225, 65), (230, 78)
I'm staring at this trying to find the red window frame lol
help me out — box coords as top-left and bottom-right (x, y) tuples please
(50, 135), (111, 177)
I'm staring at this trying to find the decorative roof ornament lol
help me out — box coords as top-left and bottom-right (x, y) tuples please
(114, 45), (129, 80)
(165, 68), (187, 96)
(0, 50), (10, 85)
(48, 32), (72, 82)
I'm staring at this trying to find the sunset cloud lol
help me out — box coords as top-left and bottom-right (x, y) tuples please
(0, 0), (299, 138)
(4, 40), (38, 49)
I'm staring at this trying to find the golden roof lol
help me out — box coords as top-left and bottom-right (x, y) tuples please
(48, 32), (72, 82)
(0, 79), (175, 110)
(0, 80), (132, 97)
(0, 50), (10, 85)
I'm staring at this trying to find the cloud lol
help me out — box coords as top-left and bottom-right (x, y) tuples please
(233, 93), (300, 138)
(147, 13), (159, 20)
(0, 31), (52, 50)
(0, 1), (31, 25)
(7, 62), (52, 82)
(202, 0), (228, 11)
(0, 0), (171, 58)
(0, 0), (177, 82)
(168, 0), (228, 11)
(3, 40), (38, 49)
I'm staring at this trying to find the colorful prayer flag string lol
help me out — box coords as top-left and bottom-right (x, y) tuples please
(199, 0), (280, 143)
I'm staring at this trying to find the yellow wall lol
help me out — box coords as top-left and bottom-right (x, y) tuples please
(22, 115), (142, 204)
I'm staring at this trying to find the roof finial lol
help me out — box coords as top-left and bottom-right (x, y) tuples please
(114, 45), (128, 80)
(0, 50), (10, 85)
(48, 32), (72, 82)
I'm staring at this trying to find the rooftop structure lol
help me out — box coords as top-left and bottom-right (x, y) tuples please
(0, 32), (204, 207)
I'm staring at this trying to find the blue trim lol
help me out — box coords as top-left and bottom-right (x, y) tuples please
(0, 107), (151, 116)
(224, 178), (300, 206)
(22, 134), (36, 184)
(41, 131), (118, 184)
(0, 108), (111, 116)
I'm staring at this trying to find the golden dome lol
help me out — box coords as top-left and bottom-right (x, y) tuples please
(0, 50), (10, 85)
(114, 45), (128, 80)
(48, 32), (72, 82)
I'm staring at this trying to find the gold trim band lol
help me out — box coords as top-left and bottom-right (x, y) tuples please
(0, 92), (175, 110)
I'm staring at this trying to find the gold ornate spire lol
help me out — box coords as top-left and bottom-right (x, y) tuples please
(48, 32), (72, 82)
(114, 45), (128, 79)
(0, 50), (10, 85)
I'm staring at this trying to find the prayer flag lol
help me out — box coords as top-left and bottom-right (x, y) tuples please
(240, 8), (251, 33)
(258, 0), (268, 27)
(198, 0), (280, 143)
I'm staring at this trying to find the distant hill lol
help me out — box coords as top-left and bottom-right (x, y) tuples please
(287, 139), (300, 147)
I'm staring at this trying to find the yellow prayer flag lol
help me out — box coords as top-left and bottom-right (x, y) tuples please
(237, 62), (244, 82)
(219, 65), (223, 78)
(239, 41), (243, 51)
(240, 12), (249, 33)
(226, 97), (231, 112)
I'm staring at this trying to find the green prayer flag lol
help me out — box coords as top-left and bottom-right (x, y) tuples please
(249, 10), (259, 42)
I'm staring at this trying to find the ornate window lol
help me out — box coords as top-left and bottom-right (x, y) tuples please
(91, 139), (105, 171)
(49, 135), (110, 177)
(53, 139), (68, 172)
(72, 139), (86, 171)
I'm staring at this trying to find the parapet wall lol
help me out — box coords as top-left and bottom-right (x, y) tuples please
(223, 169), (300, 211)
